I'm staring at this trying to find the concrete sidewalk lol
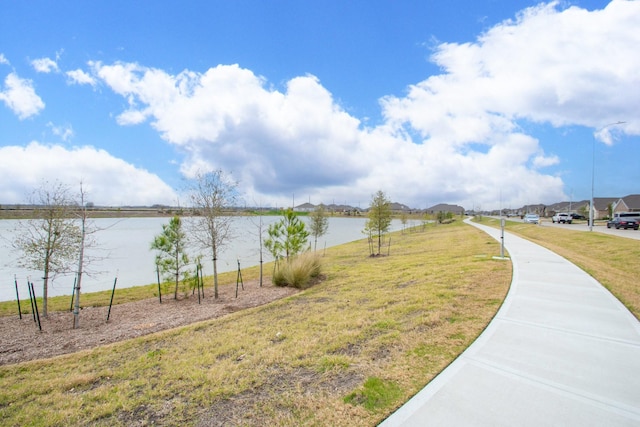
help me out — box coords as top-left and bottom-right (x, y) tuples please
(380, 220), (640, 426)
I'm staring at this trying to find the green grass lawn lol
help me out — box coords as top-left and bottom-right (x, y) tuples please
(1, 221), (512, 426)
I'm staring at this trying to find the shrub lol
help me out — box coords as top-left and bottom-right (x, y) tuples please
(272, 251), (322, 288)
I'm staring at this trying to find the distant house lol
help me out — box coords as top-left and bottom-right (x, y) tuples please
(546, 200), (589, 216)
(570, 201), (590, 214)
(613, 194), (640, 214)
(390, 202), (411, 213)
(520, 204), (546, 216)
(425, 203), (465, 215)
(592, 197), (619, 220)
(324, 203), (357, 214)
(293, 203), (315, 213)
(509, 195), (640, 219)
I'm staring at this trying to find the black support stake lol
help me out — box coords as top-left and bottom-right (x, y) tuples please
(196, 264), (201, 304)
(30, 281), (42, 331)
(235, 259), (244, 298)
(69, 277), (77, 311)
(156, 264), (162, 304)
(27, 280), (36, 323)
(14, 275), (22, 319)
(199, 264), (204, 298)
(106, 275), (118, 322)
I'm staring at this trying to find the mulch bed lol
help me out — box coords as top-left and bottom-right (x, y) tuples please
(0, 280), (298, 366)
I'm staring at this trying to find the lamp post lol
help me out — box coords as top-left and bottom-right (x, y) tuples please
(590, 121), (626, 231)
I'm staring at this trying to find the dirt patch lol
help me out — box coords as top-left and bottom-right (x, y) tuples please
(0, 279), (298, 366)
(195, 367), (364, 427)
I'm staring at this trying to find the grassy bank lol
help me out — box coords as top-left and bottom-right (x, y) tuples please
(476, 216), (640, 319)
(0, 222), (511, 426)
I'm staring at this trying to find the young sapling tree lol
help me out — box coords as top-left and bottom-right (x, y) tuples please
(364, 190), (392, 256)
(264, 208), (309, 264)
(151, 216), (191, 299)
(12, 181), (82, 317)
(187, 170), (238, 299)
(309, 203), (329, 251)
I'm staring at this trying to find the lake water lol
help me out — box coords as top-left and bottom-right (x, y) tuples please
(0, 216), (401, 302)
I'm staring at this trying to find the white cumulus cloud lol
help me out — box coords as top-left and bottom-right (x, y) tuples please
(0, 142), (178, 206)
(382, 1), (640, 136)
(31, 57), (59, 73)
(66, 69), (97, 86)
(0, 72), (45, 119)
(91, 62), (367, 196)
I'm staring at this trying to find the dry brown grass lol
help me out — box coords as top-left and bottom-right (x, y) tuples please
(0, 222), (511, 426)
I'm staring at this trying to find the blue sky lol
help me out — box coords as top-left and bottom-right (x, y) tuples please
(1, 0), (638, 210)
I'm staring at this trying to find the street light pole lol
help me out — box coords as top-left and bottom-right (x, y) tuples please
(590, 121), (625, 231)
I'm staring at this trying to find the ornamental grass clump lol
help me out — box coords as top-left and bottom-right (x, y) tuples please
(273, 251), (322, 288)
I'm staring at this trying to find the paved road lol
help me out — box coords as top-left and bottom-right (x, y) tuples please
(541, 221), (640, 240)
(380, 219), (640, 426)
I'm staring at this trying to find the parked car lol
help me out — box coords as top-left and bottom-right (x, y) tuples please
(523, 214), (540, 224)
(570, 213), (586, 220)
(552, 213), (572, 224)
(613, 212), (640, 222)
(606, 217), (639, 230)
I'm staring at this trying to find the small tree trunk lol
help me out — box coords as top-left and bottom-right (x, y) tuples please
(259, 227), (263, 287)
(174, 272), (179, 299)
(173, 249), (180, 299)
(73, 219), (86, 329)
(42, 244), (55, 317)
(42, 265), (49, 317)
(174, 248), (179, 299)
(213, 257), (219, 298)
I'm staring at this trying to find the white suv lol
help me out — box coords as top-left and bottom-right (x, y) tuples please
(552, 213), (572, 224)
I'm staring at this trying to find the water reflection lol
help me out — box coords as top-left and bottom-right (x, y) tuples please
(0, 216), (401, 301)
